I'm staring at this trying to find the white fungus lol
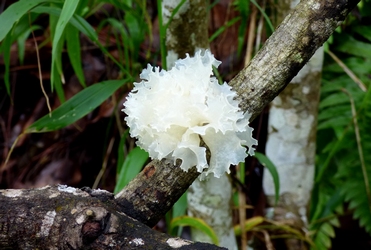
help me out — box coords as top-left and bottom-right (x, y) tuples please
(123, 50), (257, 179)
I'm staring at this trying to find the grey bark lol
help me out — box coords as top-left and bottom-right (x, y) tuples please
(162, 0), (209, 68)
(0, 0), (360, 248)
(262, 0), (323, 249)
(0, 185), (225, 250)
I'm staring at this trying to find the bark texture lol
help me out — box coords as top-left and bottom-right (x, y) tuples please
(188, 174), (237, 249)
(262, 0), (324, 249)
(162, 0), (209, 67)
(0, 185), (225, 249)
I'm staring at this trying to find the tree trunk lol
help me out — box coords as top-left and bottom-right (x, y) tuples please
(188, 174), (238, 249)
(162, 0), (209, 68)
(262, 1), (324, 249)
(162, 2), (238, 248)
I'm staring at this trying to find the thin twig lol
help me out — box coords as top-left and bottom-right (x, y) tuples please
(255, 0), (266, 53)
(328, 50), (367, 92)
(245, 4), (257, 66)
(93, 137), (115, 189)
(29, 13), (52, 115)
(262, 230), (274, 250)
(342, 88), (371, 211)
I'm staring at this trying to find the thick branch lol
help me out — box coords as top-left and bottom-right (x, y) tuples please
(115, 159), (200, 227)
(229, 0), (359, 120)
(0, 186), (225, 249)
(116, 0), (360, 227)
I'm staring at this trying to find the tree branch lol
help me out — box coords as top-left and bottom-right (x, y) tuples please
(115, 0), (359, 227)
(230, 0), (359, 120)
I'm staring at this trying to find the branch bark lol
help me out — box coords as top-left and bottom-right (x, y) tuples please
(0, 185), (225, 249)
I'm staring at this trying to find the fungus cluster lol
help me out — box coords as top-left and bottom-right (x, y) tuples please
(123, 50), (257, 179)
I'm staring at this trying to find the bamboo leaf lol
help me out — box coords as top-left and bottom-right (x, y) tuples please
(169, 216), (219, 245)
(0, 0), (52, 42)
(114, 147), (148, 194)
(255, 152), (280, 205)
(234, 216), (264, 236)
(31, 6), (98, 41)
(26, 80), (126, 133)
(50, 0), (80, 91)
(66, 24), (86, 87)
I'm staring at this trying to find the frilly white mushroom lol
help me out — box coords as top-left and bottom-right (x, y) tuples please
(123, 50), (257, 179)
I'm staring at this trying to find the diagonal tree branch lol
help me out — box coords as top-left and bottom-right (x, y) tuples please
(114, 0), (360, 227)
(230, 0), (358, 120)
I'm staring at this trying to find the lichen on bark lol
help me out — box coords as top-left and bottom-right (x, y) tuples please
(162, 0), (209, 67)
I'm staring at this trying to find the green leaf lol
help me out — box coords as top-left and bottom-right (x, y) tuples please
(319, 92), (349, 109)
(250, 0), (274, 33)
(234, 216), (264, 236)
(116, 130), (129, 175)
(1, 32), (13, 95)
(169, 216), (219, 245)
(321, 223), (335, 238)
(170, 192), (188, 236)
(254, 152), (280, 205)
(114, 147), (149, 194)
(51, 0), (80, 91)
(0, 0), (51, 42)
(66, 24), (86, 87)
(353, 26), (371, 42)
(235, 0), (250, 57)
(172, 192), (187, 219)
(17, 25), (42, 65)
(335, 34), (371, 58)
(316, 229), (331, 248)
(317, 116), (351, 130)
(209, 17), (240, 42)
(26, 80), (126, 133)
(31, 6), (98, 41)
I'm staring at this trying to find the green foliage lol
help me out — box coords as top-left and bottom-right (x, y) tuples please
(26, 80), (127, 133)
(233, 0), (250, 57)
(50, 0), (80, 96)
(311, 9), (371, 246)
(0, 0), (150, 191)
(169, 216), (219, 245)
(254, 152), (280, 205)
(114, 146), (149, 194)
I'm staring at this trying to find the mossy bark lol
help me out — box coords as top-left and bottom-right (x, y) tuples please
(162, 0), (209, 67)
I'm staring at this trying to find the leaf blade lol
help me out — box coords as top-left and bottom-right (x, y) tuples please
(254, 152), (280, 205)
(114, 147), (149, 194)
(26, 80), (126, 133)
